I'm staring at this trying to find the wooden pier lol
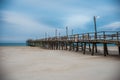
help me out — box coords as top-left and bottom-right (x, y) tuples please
(27, 31), (120, 56)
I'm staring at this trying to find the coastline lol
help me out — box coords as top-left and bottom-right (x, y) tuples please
(0, 46), (120, 80)
(0, 43), (26, 46)
(0, 46), (119, 55)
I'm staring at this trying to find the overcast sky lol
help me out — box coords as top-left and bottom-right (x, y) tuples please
(0, 0), (120, 43)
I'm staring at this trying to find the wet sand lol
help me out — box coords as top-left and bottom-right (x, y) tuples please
(0, 46), (120, 80)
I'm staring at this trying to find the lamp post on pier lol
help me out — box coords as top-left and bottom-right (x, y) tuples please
(94, 16), (100, 39)
(93, 16), (100, 54)
(45, 32), (47, 40)
(55, 29), (57, 39)
(72, 29), (73, 35)
(66, 26), (68, 37)
(94, 16), (97, 39)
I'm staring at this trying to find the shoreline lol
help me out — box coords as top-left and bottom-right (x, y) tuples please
(0, 46), (119, 56)
(0, 46), (120, 80)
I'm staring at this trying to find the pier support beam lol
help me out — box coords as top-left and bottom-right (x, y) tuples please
(76, 42), (79, 52)
(118, 46), (120, 55)
(52, 43), (54, 50)
(69, 43), (72, 51)
(91, 43), (95, 55)
(61, 42), (64, 50)
(73, 43), (74, 51)
(83, 43), (86, 54)
(103, 43), (108, 56)
(95, 43), (97, 53)
(89, 43), (91, 52)
(81, 43), (83, 51)
(58, 41), (60, 50)
(65, 42), (68, 50)
(56, 42), (58, 50)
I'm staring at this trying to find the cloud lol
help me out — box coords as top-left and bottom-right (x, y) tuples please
(18, 0), (117, 14)
(1, 0), (120, 43)
(100, 21), (120, 30)
(1, 11), (66, 42)
(64, 15), (91, 29)
(0, 36), (27, 43)
(2, 11), (39, 28)
(2, 11), (64, 34)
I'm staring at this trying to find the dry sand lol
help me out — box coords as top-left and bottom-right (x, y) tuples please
(0, 46), (120, 80)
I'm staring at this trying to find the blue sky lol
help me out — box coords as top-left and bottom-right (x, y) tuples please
(0, 0), (120, 43)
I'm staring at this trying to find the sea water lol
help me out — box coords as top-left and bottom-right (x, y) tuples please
(0, 43), (26, 46)
(73, 43), (116, 46)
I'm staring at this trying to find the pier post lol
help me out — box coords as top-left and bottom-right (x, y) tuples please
(118, 46), (120, 55)
(83, 43), (86, 54)
(91, 43), (95, 55)
(95, 43), (97, 53)
(65, 42), (68, 50)
(73, 43), (74, 51)
(103, 43), (108, 56)
(58, 41), (60, 50)
(61, 42), (64, 50)
(55, 42), (57, 50)
(89, 43), (91, 52)
(69, 42), (72, 51)
(53, 42), (55, 50)
(81, 43), (83, 51)
(88, 33), (91, 52)
(52, 42), (54, 50)
(76, 42), (79, 52)
(54, 42), (56, 50)
(56, 42), (58, 50)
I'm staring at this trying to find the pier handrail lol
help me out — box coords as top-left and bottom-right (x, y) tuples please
(27, 31), (120, 43)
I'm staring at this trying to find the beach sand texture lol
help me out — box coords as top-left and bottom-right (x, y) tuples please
(0, 46), (120, 80)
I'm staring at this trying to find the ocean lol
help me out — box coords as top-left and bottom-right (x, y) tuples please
(0, 43), (116, 46)
(72, 43), (116, 46)
(0, 43), (26, 46)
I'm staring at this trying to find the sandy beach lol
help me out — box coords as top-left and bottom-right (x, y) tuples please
(0, 46), (120, 80)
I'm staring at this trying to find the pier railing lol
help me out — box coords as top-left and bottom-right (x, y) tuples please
(27, 31), (120, 43)
(36, 31), (120, 43)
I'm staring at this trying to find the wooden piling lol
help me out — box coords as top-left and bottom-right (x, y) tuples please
(69, 42), (72, 51)
(72, 43), (74, 51)
(91, 43), (95, 55)
(89, 43), (91, 52)
(76, 42), (79, 52)
(103, 43), (108, 56)
(61, 42), (64, 50)
(65, 42), (68, 50)
(81, 43), (83, 51)
(83, 43), (86, 54)
(58, 41), (60, 50)
(56, 42), (58, 50)
(118, 46), (120, 55)
(95, 43), (97, 53)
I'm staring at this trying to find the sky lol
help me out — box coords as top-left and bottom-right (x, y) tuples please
(0, 0), (120, 43)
